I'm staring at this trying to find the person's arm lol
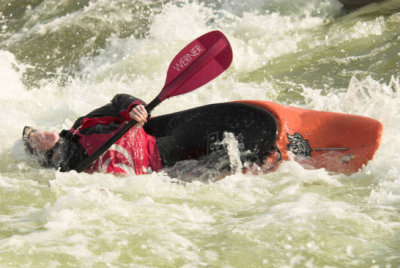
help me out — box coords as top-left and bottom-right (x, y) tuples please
(110, 94), (146, 119)
(60, 94), (148, 172)
(72, 94), (145, 128)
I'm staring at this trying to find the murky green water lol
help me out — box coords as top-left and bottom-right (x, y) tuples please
(1, 0), (399, 267)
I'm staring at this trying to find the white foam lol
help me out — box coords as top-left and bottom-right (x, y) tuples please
(1, 1), (400, 266)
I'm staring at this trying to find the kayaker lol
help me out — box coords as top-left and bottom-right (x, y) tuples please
(22, 93), (203, 175)
(23, 93), (282, 177)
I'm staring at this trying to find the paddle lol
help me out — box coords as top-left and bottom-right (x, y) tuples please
(75, 30), (233, 173)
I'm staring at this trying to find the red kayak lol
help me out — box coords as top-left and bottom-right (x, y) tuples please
(238, 100), (382, 174)
(145, 100), (383, 175)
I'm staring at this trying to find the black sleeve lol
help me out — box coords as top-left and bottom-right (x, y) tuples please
(72, 94), (145, 129)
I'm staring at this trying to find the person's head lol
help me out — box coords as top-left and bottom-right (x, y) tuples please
(22, 126), (61, 167)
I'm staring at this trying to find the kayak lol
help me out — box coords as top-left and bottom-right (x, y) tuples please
(145, 100), (383, 175)
(238, 100), (383, 174)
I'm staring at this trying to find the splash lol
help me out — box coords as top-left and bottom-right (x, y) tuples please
(1, 0), (400, 267)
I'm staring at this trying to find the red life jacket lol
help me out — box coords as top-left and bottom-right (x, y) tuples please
(70, 117), (162, 175)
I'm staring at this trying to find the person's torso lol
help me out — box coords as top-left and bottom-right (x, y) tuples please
(67, 116), (161, 175)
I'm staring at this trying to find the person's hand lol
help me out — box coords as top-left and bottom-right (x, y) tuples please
(129, 105), (148, 127)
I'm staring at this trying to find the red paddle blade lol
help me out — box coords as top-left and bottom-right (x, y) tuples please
(158, 30), (233, 101)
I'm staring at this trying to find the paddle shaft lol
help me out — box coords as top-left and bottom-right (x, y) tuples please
(74, 97), (160, 173)
(74, 31), (231, 173)
(74, 44), (214, 172)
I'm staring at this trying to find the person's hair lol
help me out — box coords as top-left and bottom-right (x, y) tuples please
(22, 126), (36, 155)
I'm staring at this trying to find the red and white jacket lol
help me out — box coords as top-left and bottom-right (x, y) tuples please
(58, 94), (162, 175)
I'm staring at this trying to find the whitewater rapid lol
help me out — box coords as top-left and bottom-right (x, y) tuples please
(1, 0), (399, 266)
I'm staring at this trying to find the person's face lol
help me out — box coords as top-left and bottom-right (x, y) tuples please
(28, 130), (60, 152)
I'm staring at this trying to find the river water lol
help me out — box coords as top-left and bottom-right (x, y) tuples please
(1, 0), (400, 267)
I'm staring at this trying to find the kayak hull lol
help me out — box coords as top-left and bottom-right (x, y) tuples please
(145, 100), (382, 175)
(237, 100), (383, 174)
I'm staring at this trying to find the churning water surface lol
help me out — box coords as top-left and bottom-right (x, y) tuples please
(1, 0), (400, 267)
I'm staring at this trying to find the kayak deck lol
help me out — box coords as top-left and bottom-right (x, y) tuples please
(145, 100), (382, 175)
(145, 102), (278, 164)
